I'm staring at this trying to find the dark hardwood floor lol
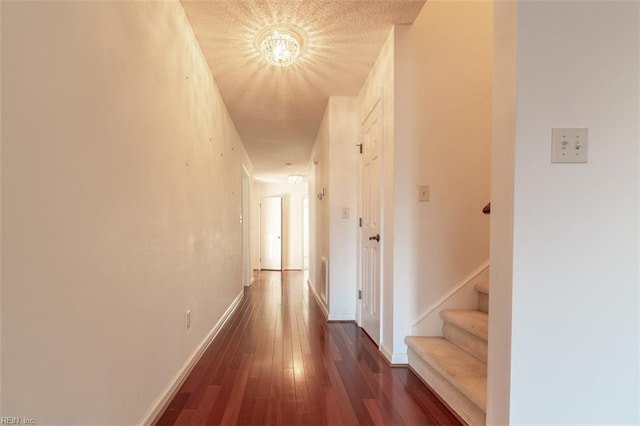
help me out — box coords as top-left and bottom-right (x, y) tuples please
(156, 271), (461, 425)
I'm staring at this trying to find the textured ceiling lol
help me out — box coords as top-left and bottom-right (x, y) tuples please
(181, 0), (425, 178)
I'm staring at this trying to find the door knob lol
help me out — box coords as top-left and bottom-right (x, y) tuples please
(369, 234), (380, 242)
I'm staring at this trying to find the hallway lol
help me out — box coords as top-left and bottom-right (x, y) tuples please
(157, 271), (460, 425)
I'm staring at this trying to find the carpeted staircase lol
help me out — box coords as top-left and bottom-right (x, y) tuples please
(405, 281), (489, 426)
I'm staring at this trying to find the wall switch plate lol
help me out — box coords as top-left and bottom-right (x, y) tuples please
(341, 207), (349, 219)
(418, 185), (430, 202)
(185, 309), (191, 330)
(552, 128), (588, 163)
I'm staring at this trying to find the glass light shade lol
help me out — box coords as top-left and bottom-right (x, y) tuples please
(260, 29), (301, 67)
(287, 174), (304, 184)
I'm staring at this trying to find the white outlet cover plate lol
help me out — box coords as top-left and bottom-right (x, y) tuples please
(551, 128), (588, 163)
(418, 185), (430, 202)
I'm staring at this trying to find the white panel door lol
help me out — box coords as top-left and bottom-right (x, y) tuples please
(260, 196), (282, 270)
(242, 169), (251, 285)
(360, 101), (382, 344)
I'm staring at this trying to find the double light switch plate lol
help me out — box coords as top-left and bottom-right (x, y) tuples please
(551, 128), (588, 163)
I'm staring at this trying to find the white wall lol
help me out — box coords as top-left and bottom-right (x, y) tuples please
(491, 1), (639, 423)
(394, 1), (493, 357)
(253, 180), (308, 271)
(1, 1), (251, 423)
(309, 106), (330, 308)
(309, 97), (359, 320)
(328, 97), (359, 320)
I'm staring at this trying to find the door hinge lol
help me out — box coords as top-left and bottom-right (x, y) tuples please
(356, 143), (363, 154)
(359, 217), (363, 227)
(358, 290), (362, 300)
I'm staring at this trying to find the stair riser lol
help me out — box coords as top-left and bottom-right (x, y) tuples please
(478, 293), (489, 314)
(407, 348), (486, 426)
(442, 323), (487, 363)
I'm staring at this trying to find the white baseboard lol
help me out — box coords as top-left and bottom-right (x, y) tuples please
(307, 279), (329, 320)
(138, 291), (244, 425)
(381, 344), (409, 365)
(328, 313), (356, 321)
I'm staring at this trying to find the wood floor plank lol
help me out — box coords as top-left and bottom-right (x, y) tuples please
(323, 387), (346, 426)
(236, 377), (258, 426)
(177, 385), (221, 425)
(219, 353), (254, 425)
(363, 398), (394, 426)
(156, 271), (461, 426)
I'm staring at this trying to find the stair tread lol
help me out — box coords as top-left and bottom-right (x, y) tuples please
(405, 336), (487, 410)
(440, 310), (488, 341)
(474, 280), (489, 295)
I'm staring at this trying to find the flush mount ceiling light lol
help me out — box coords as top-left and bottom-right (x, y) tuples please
(287, 174), (304, 184)
(259, 28), (302, 67)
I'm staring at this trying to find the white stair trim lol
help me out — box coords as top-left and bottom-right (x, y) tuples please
(411, 261), (489, 328)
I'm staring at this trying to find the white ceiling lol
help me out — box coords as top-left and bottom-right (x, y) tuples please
(181, 0), (425, 179)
